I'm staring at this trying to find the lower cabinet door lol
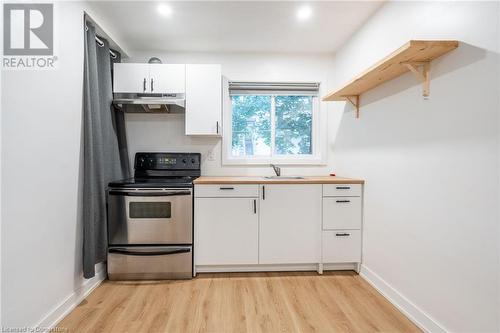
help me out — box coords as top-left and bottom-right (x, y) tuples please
(259, 185), (321, 264)
(322, 230), (361, 263)
(195, 197), (259, 265)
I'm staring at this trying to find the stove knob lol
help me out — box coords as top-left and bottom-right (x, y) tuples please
(191, 159), (195, 164)
(182, 159), (187, 164)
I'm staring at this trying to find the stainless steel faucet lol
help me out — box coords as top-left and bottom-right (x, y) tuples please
(270, 164), (281, 176)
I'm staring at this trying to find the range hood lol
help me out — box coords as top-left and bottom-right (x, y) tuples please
(113, 93), (185, 113)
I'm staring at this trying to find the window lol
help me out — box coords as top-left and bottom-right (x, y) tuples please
(223, 82), (323, 165)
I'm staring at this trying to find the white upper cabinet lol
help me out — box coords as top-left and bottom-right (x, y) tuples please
(259, 184), (322, 264)
(113, 63), (150, 93)
(149, 64), (185, 94)
(113, 63), (186, 94)
(185, 64), (222, 136)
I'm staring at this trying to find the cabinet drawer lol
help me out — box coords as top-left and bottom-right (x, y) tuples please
(323, 184), (361, 197)
(195, 184), (259, 198)
(322, 230), (361, 263)
(322, 197), (362, 230)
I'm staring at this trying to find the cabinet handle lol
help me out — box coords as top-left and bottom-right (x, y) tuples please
(335, 233), (351, 237)
(219, 187), (234, 190)
(216, 121), (219, 134)
(336, 200), (351, 203)
(336, 186), (351, 190)
(143, 78), (146, 92)
(262, 186), (265, 200)
(151, 78), (154, 92)
(253, 199), (256, 214)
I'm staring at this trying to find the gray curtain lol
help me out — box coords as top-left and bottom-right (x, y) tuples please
(83, 22), (130, 278)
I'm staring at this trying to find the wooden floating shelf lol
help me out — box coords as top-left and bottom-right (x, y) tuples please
(322, 40), (459, 118)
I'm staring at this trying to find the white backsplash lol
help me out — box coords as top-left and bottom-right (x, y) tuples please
(125, 112), (335, 176)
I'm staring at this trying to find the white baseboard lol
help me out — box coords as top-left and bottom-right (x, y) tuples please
(36, 265), (106, 330)
(323, 263), (358, 271)
(360, 264), (448, 333)
(195, 263), (358, 274)
(196, 263), (320, 273)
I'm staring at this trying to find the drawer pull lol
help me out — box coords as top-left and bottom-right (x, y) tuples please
(336, 186), (351, 190)
(335, 233), (351, 237)
(219, 187), (234, 190)
(336, 200), (351, 203)
(253, 199), (257, 214)
(109, 248), (190, 256)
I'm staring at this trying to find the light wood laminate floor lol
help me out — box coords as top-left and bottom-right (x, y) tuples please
(58, 271), (421, 333)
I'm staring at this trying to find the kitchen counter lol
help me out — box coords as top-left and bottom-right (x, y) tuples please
(193, 176), (364, 185)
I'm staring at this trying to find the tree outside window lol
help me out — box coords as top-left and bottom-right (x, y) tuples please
(231, 95), (313, 158)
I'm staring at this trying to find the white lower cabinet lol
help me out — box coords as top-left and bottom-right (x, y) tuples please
(195, 197), (258, 265)
(322, 183), (362, 266)
(194, 183), (362, 271)
(259, 185), (321, 264)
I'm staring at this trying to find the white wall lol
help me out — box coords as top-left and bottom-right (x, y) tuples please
(1, 1), (126, 328)
(0, 3), (3, 327)
(329, 2), (499, 332)
(125, 52), (341, 177)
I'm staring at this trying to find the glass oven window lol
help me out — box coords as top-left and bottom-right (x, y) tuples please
(129, 202), (171, 219)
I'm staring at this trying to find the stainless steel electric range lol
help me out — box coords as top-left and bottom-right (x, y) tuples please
(106, 152), (200, 280)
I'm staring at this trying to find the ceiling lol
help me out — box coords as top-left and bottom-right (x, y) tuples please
(90, 1), (384, 54)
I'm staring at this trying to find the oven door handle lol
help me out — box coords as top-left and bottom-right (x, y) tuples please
(108, 248), (191, 256)
(108, 190), (191, 197)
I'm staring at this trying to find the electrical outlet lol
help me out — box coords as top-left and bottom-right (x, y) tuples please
(207, 149), (216, 161)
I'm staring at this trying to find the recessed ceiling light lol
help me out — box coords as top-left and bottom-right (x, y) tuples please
(158, 3), (173, 17)
(296, 5), (312, 21)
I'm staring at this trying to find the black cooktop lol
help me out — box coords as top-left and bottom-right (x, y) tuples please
(109, 152), (201, 189)
(109, 176), (198, 189)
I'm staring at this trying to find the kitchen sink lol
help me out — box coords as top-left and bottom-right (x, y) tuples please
(264, 176), (305, 179)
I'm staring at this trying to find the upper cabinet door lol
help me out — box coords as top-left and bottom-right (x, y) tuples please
(149, 64), (186, 94)
(113, 63), (150, 93)
(185, 64), (222, 136)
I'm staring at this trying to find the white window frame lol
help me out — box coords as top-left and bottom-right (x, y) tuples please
(222, 91), (326, 166)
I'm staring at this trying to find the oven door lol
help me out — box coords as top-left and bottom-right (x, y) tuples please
(107, 189), (192, 245)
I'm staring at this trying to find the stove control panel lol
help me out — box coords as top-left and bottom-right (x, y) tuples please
(135, 152), (201, 170)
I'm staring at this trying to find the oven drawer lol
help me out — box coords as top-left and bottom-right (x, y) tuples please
(107, 246), (192, 280)
(195, 184), (259, 198)
(107, 189), (192, 245)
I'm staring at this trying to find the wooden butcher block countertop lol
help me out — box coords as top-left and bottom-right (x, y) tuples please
(193, 176), (364, 185)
